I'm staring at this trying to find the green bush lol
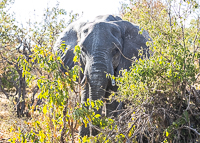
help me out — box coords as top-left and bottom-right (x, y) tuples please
(111, 0), (200, 142)
(4, 0), (200, 142)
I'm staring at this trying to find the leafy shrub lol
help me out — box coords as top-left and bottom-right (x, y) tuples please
(110, 0), (200, 142)
(4, 0), (200, 142)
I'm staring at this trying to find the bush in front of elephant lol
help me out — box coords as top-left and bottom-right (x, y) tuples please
(109, 0), (200, 142)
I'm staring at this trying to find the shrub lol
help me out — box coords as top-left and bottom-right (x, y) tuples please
(111, 0), (200, 142)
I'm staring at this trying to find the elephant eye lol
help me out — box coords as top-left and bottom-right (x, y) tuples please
(112, 48), (119, 56)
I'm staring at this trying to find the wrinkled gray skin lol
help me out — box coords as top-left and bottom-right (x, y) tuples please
(54, 15), (150, 136)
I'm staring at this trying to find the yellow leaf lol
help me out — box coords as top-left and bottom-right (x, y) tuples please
(65, 72), (69, 76)
(91, 101), (95, 108)
(82, 136), (88, 142)
(166, 131), (169, 137)
(10, 127), (14, 132)
(57, 56), (61, 61)
(84, 120), (87, 128)
(49, 55), (53, 61)
(87, 115), (91, 122)
(43, 105), (47, 114)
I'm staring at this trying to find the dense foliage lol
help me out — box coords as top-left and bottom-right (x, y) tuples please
(0, 0), (200, 142)
(0, 0), (27, 117)
(116, 0), (200, 142)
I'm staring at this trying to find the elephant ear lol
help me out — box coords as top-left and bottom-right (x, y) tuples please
(53, 21), (86, 71)
(115, 21), (150, 75)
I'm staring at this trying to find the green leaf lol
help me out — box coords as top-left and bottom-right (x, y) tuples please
(183, 110), (189, 122)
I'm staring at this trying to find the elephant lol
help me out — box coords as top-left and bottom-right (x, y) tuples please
(53, 15), (150, 136)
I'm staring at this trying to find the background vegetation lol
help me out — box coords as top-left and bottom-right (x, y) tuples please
(0, 0), (200, 142)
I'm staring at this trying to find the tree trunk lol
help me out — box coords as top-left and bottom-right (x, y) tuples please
(16, 66), (26, 117)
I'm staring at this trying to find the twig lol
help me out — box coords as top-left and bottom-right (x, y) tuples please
(113, 42), (135, 62)
(181, 126), (200, 136)
(191, 86), (200, 106)
(192, 28), (200, 60)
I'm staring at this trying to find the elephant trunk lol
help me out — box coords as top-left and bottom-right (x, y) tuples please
(89, 62), (108, 87)
(89, 73), (106, 136)
(88, 61), (108, 106)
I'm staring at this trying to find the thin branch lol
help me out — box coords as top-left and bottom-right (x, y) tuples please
(181, 126), (200, 136)
(113, 42), (135, 62)
(192, 28), (200, 60)
(191, 86), (200, 106)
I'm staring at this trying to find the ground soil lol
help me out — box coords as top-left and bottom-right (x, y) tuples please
(0, 93), (15, 143)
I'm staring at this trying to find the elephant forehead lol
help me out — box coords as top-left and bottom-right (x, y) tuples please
(79, 22), (121, 47)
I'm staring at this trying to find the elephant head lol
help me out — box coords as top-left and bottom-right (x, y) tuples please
(53, 15), (150, 136)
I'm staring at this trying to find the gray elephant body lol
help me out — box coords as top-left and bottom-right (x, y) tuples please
(54, 15), (150, 136)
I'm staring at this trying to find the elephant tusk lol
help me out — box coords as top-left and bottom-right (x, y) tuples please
(81, 75), (87, 85)
(111, 78), (115, 86)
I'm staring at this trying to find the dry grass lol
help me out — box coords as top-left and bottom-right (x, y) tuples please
(0, 92), (81, 143)
(0, 93), (19, 142)
(0, 95), (12, 139)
